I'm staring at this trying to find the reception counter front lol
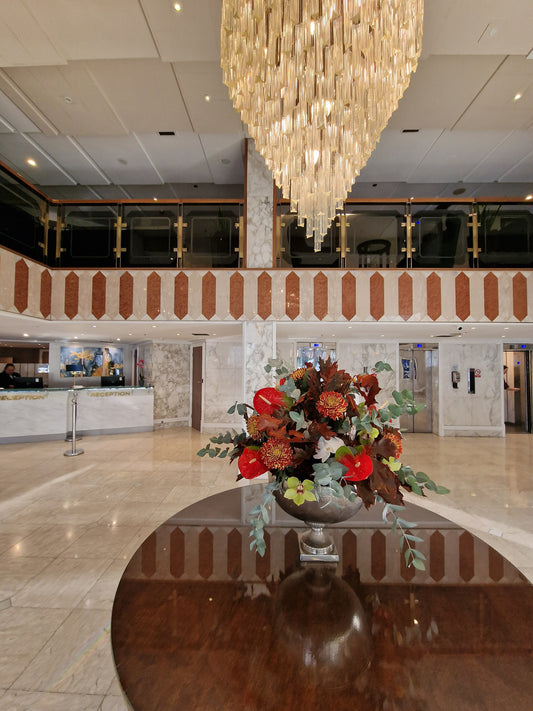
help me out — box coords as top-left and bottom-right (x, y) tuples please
(0, 386), (154, 444)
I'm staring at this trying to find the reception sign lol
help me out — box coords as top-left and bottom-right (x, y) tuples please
(60, 346), (123, 378)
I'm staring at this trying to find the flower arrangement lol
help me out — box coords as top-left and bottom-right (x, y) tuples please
(198, 358), (449, 568)
(137, 359), (145, 387)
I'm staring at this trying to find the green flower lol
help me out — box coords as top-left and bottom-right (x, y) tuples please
(284, 477), (317, 505)
(384, 456), (401, 472)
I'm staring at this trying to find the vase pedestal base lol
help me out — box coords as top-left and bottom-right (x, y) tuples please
(298, 525), (339, 563)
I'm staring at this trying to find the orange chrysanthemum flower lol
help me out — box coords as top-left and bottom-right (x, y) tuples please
(260, 438), (293, 470)
(246, 414), (263, 440)
(383, 430), (403, 458)
(316, 391), (347, 420)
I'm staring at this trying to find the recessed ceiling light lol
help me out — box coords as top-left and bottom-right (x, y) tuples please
(73, 336), (78, 340)
(526, 195), (533, 201)
(116, 338), (121, 341)
(514, 93), (522, 101)
(64, 96), (73, 104)
(204, 95), (211, 102)
(23, 333), (29, 337)
(173, 2), (182, 11)
(153, 197), (158, 201)
(26, 158), (37, 167)
(92, 325), (96, 328)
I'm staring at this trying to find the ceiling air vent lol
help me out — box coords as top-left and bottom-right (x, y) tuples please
(158, 131), (175, 136)
(402, 128), (419, 133)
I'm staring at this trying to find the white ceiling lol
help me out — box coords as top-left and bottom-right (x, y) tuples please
(0, 310), (531, 348)
(0, 0), (531, 200)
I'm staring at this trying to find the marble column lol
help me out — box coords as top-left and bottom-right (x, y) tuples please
(246, 140), (274, 268)
(243, 321), (277, 407)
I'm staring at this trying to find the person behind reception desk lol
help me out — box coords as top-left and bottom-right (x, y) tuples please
(0, 364), (20, 389)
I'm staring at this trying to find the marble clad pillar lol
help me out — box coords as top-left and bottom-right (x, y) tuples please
(243, 321), (277, 407)
(246, 141), (274, 268)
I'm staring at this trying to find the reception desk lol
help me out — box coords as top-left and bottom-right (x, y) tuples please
(0, 386), (154, 444)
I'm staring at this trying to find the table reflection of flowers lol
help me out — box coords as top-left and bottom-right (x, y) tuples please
(198, 358), (449, 568)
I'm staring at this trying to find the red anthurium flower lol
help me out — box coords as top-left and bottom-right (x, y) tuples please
(253, 387), (287, 415)
(238, 447), (269, 479)
(339, 452), (373, 482)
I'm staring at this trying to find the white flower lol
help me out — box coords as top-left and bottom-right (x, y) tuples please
(314, 436), (345, 463)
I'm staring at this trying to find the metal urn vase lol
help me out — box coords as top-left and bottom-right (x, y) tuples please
(273, 486), (363, 562)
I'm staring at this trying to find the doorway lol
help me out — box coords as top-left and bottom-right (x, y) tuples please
(504, 348), (532, 433)
(296, 342), (337, 369)
(191, 345), (203, 431)
(399, 345), (437, 433)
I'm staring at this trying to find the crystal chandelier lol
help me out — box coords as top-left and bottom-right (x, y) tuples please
(221, 0), (424, 250)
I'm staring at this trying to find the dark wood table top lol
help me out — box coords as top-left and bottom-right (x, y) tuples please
(111, 485), (533, 711)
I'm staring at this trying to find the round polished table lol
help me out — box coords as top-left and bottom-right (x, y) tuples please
(111, 485), (533, 711)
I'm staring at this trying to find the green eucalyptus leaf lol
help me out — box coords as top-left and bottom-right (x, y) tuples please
(411, 558), (426, 570)
(415, 471), (430, 483)
(397, 518), (417, 528)
(393, 390), (403, 405)
(227, 403), (236, 414)
(435, 485), (451, 495)
(330, 480), (344, 496)
(404, 534), (424, 542)
(411, 548), (425, 559)
(374, 361), (392, 372)
(260, 505), (270, 524)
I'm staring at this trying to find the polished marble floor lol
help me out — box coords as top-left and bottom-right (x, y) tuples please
(0, 428), (532, 710)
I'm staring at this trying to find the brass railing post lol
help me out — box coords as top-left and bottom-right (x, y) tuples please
(38, 200), (49, 259)
(55, 207), (65, 264)
(113, 213), (126, 267)
(337, 214), (350, 267)
(275, 215), (284, 266)
(401, 207), (414, 268)
(236, 215), (244, 267)
(174, 213), (187, 268)
(468, 205), (481, 267)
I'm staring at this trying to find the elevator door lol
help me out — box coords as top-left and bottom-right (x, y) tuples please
(504, 349), (532, 433)
(399, 347), (434, 433)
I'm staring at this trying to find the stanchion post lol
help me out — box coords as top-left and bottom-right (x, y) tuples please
(64, 389), (84, 457)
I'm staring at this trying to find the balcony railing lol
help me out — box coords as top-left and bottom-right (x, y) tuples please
(1, 162), (532, 270)
(276, 200), (533, 269)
